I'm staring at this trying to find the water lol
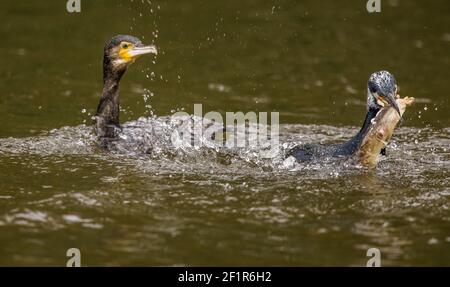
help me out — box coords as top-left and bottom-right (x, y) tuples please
(0, 0), (449, 266)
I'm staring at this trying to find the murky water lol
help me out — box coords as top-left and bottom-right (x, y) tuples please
(0, 0), (449, 266)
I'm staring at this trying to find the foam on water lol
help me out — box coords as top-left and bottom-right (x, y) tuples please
(0, 117), (448, 176)
(0, 118), (449, 266)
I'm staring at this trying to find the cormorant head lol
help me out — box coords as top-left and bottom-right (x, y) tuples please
(367, 71), (401, 116)
(103, 35), (157, 75)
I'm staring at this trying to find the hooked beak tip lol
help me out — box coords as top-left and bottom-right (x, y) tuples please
(395, 106), (402, 117)
(378, 92), (402, 118)
(388, 95), (402, 117)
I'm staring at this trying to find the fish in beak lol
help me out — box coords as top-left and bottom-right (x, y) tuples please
(376, 92), (402, 117)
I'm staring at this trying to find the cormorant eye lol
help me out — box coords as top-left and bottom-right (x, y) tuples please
(122, 43), (129, 49)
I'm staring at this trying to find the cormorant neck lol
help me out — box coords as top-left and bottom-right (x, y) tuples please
(94, 56), (127, 138)
(355, 107), (380, 140)
(98, 75), (122, 124)
(340, 107), (380, 154)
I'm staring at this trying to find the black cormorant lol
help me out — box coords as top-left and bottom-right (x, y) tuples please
(94, 35), (157, 142)
(287, 71), (401, 162)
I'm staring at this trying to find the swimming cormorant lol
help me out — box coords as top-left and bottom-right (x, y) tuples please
(94, 35), (157, 142)
(287, 71), (401, 162)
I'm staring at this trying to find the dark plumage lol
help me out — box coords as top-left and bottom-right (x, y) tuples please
(93, 35), (157, 141)
(287, 71), (399, 162)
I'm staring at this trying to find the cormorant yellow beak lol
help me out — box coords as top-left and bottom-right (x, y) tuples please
(120, 45), (157, 62)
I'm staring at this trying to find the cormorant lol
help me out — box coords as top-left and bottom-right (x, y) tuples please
(287, 71), (401, 162)
(94, 35), (157, 142)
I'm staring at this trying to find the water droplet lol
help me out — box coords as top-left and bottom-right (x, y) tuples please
(428, 238), (439, 245)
